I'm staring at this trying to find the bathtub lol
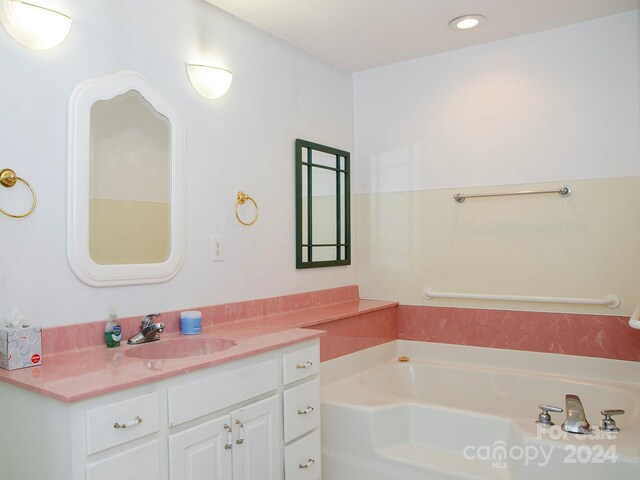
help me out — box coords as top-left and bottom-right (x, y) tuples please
(321, 340), (640, 480)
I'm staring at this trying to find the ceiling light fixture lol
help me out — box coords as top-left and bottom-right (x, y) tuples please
(186, 64), (233, 100)
(0, 0), (71, 49)
(449, 14), (485, 31)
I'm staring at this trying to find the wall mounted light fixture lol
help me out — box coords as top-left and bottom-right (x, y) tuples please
(186, 63), (232, 100)
(0, 0), (71, 49)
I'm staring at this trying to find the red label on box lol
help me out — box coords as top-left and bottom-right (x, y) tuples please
(31, 353), (40, 364)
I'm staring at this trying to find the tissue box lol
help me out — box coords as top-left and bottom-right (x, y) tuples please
(0, 325), (42, 370)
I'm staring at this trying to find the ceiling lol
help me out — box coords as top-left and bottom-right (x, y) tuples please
(204, 0), (640, 72)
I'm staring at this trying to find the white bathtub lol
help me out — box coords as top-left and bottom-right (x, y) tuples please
(321, 340), (640, 480)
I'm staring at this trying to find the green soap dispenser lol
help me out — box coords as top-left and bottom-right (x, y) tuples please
(105, 307), (122, 348)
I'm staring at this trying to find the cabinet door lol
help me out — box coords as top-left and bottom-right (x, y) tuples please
(169, 415), (233, 480)
(231, 395), (280, 480)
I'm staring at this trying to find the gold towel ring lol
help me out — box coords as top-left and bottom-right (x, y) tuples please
(235, 191), (258, 226)
(0, 169), (37, 219)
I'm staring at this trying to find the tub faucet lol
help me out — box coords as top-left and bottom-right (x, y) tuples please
(128, 313), (164, 345)
(561, 394), (592, 434)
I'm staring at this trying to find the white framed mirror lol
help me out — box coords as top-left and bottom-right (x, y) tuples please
(68, 71), (185, 287)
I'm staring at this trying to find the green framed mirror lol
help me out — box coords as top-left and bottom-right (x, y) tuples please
(295, 139), (351, 269)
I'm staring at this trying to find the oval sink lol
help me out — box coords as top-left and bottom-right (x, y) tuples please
(125, 337), (236, 360)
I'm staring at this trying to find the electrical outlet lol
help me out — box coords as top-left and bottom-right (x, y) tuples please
(211, 235), (224, 262)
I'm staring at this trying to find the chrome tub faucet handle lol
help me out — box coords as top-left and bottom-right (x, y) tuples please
(536, 404), (563, 426)
(600, 409), (625, 432)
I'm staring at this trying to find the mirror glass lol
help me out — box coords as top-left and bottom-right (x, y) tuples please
(90, 91), (171, 265)
(68, 71), (184, 287)
(296, 139), (350, 268)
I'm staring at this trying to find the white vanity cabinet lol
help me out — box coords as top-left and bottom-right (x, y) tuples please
(0, 339), (320, 480)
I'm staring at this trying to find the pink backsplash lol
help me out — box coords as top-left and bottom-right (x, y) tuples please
(43, 285), (361, 355)
(42, 284), (639, 363)
(398, 305), (640, 362)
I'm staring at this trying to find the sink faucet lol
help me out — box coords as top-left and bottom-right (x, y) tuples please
(128, 313), (164, 345)
(561, 394), (592, 434)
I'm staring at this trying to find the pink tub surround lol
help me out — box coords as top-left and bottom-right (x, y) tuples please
(398, 305), (640, 362)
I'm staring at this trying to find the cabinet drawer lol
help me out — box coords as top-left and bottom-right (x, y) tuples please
(86, 392), (159, 455)
(282, 345), (319, 385)
(169, 359), (278, 426)
(86, 440), (160, 480)
(284, 430), (321, 480)
(283, 379), (320, 443)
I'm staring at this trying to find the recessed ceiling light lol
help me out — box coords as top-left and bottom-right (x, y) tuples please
(449, 14), (486, 31)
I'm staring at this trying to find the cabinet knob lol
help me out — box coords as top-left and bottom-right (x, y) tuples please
(297, 406), (314, 415)
(113, 416), (142, 429)
(298, 458), (315, 469)
(296, 361), (313, 369)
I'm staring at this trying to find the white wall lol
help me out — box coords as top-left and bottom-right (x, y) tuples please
(354, 11), (640, 315)
(355, 11), (639, 194)
(0, 0), (356, 327)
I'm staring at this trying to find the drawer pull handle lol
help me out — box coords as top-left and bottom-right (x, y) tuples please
(113, 416), (142, 429)
(296, 361), (313, 369)
(224, 424), (233, 449)
(299, 458), (315, 469)
(235, 419), (245, 445)
(297, 406), (314, 415)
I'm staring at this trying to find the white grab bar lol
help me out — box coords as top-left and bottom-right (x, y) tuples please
(423, 287), (620, 309)
(629, 302), (640, 329)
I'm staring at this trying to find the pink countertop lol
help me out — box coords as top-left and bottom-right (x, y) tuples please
(0, 298), (398, 403)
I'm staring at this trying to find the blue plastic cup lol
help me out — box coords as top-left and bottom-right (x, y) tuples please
(180, 311), (202, 335)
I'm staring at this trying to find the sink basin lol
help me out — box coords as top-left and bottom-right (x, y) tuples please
(125, 337), (236, 360)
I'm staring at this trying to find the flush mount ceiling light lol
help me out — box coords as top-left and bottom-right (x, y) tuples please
(0, 0), (71, 49)
(449, 14), (486, 31)
(186, 64), (233, 100)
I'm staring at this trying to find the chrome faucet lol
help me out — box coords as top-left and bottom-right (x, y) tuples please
(561, 394), (592, 434)
(127, 313), (164, 345)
